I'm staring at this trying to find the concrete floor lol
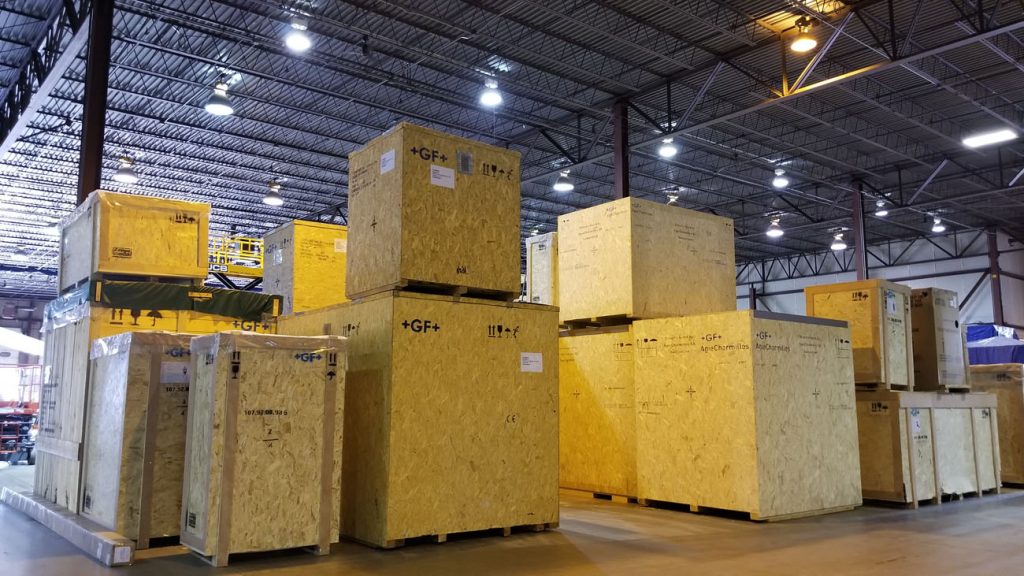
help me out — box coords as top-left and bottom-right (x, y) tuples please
(3, 464), (1024, 576)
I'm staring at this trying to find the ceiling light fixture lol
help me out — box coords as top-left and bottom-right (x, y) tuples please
(284, 17), (312, 52)
(264, 179), (285, 206)
(962, 128), (1017, 148)
(657, 137), (678, 158)
(112, 155), (139, 184)
(830, 232), (847, 251)
(766, 217), (784, 238)
(666, 192), (679, 205)
(791, 17), (818, 53)
(771, 168), (789, 189)
(931, 217), (946, 233)
(205, 79), (235, 116)
(531, 228), (539, 236)
(553, 169), (574, 192)
(479, 79), (503, 107)
(874, 199), (889, 217)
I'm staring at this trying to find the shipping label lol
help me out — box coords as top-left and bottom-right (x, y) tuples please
(379, 149), (395, 174)
(520, 352), (543, 373)
(430, 164), (455, 189)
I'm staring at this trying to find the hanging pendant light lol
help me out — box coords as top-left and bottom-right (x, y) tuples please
(771, 168), (789, 189)
(830, 233), (847, 251)
(205, 79), (235, 116)
(931, 217), (946, 233)
(112, 155), (139, 184)
(284, 17), (312, 52)
(766, 217), (784, 238)
(553, 170), (574, 192)
(791, 17), (818, 53)
(657, 137), (678, 158)
(479, 79), (503, 107)
(874, 199), (889, 217)
(264, 179), (285, 206)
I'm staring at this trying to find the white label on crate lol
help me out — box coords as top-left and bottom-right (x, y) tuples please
(430, 165), (455, 189)
(380, 149), (395, 174)
(161, 361), (190, 384)
(334, 238), (347, 252)
(113, 546), (132, 565)
(885, 290), (899, 317)
(911, 412), (922, 434)
(520, 352), (543, 373)
(271, 248), (283, 265)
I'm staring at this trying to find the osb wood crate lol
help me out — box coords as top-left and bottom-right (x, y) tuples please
(805, 279), (914, 389)
(970, 364), (1024, 484)
(346, 123), (521, 299)
(278, 291), (559, 548)
(911, 288), (969, 391)
(79, 332), (193, 549)
(180, 333), (345, 567)
(559, 326), (636, 497)
(264, 220), (348, 315)
(557, 197), (735, 325)
(633, 311), (861, 521)
(856, 390), (999, 506)
(60, 190), (210, 292)
(525, 232), (557, 306)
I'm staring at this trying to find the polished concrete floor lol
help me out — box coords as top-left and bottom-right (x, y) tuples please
(3, 464), (1023, 576)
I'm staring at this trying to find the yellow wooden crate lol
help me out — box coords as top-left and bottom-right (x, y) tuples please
(559, 326), (636, 497)
(279, 291), (558, 548)
(634, 311), (861, 521)
(346, 123), (521, 298)
(970, 364), (1024, 484)
(181, 333), (345, 567)
(805, 279), (914, 389)
(557, 197), (735, 324)
(855, 390), (999, 504)
(911, 288), (968, 391)
(525, 232), (558, 306)
(59, 190), (210, 291)
(264, 220), (348, 315)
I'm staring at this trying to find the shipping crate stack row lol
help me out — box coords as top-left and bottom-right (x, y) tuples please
(556, 197), (863, 521)
(280, 123), (559, 548)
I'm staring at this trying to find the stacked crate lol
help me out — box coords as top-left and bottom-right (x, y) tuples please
(969, 364), (1023, 485)
(910, 288), (969, 392)
(524, 232), (557, 306)
(263, 220), (349, 315)
(280, 123), (558, 548)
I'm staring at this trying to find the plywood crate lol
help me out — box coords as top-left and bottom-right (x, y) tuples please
(34, 282), (279, 516)
(634, 311), (861, 521)
(525, 232), (557, 306)
(59, 190), (210, 292)
(970, 364), (1024, 484)
(557, 197), (735, 325)
(278, 291), (558, 548)
(264, 220), (348, 315)
(856, 390), (999, 505)
(559, 326), (635, 497)
(911, 288), (969, 391)
(805, 279), (914, 389)
(346, 122), (521, 299)
(79, 331), (193, 548)
(180, 333), (345, 566)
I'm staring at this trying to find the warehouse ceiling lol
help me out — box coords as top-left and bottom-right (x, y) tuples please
(0, 0), (1023, 297)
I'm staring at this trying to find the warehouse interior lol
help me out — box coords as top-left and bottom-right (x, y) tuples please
(1, 0), (1024, 574)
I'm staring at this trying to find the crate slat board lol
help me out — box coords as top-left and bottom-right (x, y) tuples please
(525, 232), (558, 306)
(60, 190), (210, 291)
(970, 364), (1024, 484)
(911, 288), (969, 391)
(79, 332), (192, 548)
(346, 123), (521, 299)
(557, 197), (735, 324)
(805, 280), (914, 389)
(559, 326), (636, 497)
(180, 333), (345, 566)
(633, 311), (861, 521)
(278, 291), (559, 548)
(264, 221), (348, 315)
(855, 390), (1000, 505)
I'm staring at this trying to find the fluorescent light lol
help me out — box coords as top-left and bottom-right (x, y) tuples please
(479, 79), (503, 107)
(264, 180), (285, 206)
(771, 168), (789, 189)
(962, 129), (1017, 148)
(874, 199), (888, 217)
(766, 217), (784, 238)
(830, 233), (847, 251)
(553, 170), (573, 192)
(205, 81), (234, 116)
(284, 18), (311, 52)
(112, 156), (138, 184)
(657, 137), (678, 158)
(931, 217), (946, 233)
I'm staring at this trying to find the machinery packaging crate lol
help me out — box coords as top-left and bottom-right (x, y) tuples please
(911, 288), (969, 391)
(180, 333), (345, 566)
(264, 220), (348, 315)
(525, 232), (558, 306)
(970, 364), (1024, 484)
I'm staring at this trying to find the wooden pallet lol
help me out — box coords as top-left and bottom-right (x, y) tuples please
(562, 488), (637, 504)
(560, 314), (636, 330)
(63, 273), (201, 295)
(855, 381), (912, 392)
(351, 280), (519, 303)
(190, 543), (329, 567)
(865, 486), (1001, 509)
(637, 498), (856, 522)
(351, 523), (558, 550)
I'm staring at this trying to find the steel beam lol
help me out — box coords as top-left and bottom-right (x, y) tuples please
(907, 159), (949, 204)
(988, 228), (1004, 324)
(76, 0), (114, 204)
(851, 183), (868, 280)
(613, 99), (630, 199)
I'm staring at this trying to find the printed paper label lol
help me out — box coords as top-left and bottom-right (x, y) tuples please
(911, 413), (922, 434)
(885, 290), (899, 317)
(520, 352), (543, 373)
(430, 165), (455, 189)
(334, 238), (347, 252)
(161, 361), (190, 384)
(380, 149), (395, 174)
(113, 546), (131, 565)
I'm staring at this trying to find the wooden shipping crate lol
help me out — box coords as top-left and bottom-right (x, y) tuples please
(525, 232), (558, 306)
(264, 220), (348, 315)
(805, 279), (914, 389)
(346, 123), (521, 299)
(60, 190), (210, 292)
(633, 311), (861, 521)
(856, 391), (999, 505)
(278, 291), (559, 548)
(79, 332), (193, 548)
(911, 288), (969, 391)
(559, 326), (636, 497)
(180, 333), (345, 566)
(557, 197), (735, 325)
(970, 364), (1024, 484)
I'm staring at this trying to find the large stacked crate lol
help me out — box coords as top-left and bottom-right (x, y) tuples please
(180, 333), (345, 566)
(633, 311), (862, 520)
(263, 220), (348, 315)
(970, 364), (1024, 484)
(281, 123), (558, 548)
(524, 232), (557, 306)
(910, 288), (969, 391)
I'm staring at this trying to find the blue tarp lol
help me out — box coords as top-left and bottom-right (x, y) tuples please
(968, 336), (1024, 365)
(966, 324), (1019, 342)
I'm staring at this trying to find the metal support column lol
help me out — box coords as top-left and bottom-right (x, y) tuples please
(76, 0), (115, 205)
(612, 99), (629, 198)
(748, 284), (757, 310)
(988, 227), (1004, 324)
(851, 183), (868, 280)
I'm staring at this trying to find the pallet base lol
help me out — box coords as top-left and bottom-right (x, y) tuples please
(865, 486), (1001, 509)
(351, 281), (518, 303)
(188, 543), (330, 568)
(856, 382), (911, 392)
(636, 498), (856, 522)
(561, 315), (636, 330)
(561, 488), (637, 504)
(349, 523), (558, 550)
